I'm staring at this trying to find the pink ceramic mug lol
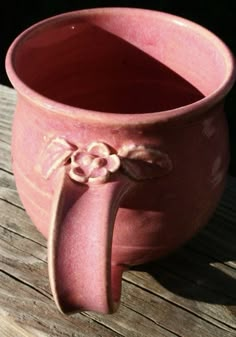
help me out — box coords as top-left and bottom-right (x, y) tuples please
(6, 8), (235, 314)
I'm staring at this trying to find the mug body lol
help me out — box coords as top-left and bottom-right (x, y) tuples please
(6, 8), (235, 312)
(11, 95), (229, 266)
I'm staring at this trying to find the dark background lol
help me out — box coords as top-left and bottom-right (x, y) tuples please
(1, 1), (236, 174)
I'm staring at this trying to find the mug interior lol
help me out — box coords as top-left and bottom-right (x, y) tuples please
(10, 9), (230, 114)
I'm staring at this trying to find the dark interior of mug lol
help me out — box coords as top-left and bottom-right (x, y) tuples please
(12, 9), (228, 114)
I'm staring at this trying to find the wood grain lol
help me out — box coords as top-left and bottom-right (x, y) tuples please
(1, 84), (236, 337)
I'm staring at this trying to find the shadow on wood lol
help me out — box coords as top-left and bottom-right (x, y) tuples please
(132, 177), (236, 306)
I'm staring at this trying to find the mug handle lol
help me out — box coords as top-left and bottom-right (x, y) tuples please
(48, 166), (134, 314)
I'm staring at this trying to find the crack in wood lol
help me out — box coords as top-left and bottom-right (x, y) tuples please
(82, 313), (125, 337)
(0, 232), (47, 264)
(0, 224), (47, 249)
(0, 196), (25, 211)
(0, 167), (13, 175)
(0, 269), (52, 300)
(122, 302), (181, 337)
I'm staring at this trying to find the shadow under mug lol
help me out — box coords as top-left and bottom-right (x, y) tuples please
(5, 8), (236, 314)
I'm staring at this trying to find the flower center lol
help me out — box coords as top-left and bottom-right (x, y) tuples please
(92, 157), (107, 169)
(81, 154), (93, 166)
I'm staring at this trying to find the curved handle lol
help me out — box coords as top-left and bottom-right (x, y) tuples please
(48, 167), (133, 314)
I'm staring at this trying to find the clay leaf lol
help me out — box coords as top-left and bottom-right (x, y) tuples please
(39, 137), (77, 179)
(118, 144), (172, 180)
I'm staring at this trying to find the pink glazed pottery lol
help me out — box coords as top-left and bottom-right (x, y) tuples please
(6, 8), (236, 314)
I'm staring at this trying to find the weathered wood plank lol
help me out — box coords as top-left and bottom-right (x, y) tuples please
(125, 264), (236, 331)
(0, 198), (46, 247)
(0, 140), (12, 172)
(0, 167), (24, 209)
(88, 279), (236, 337)
(0, 271), (121, 337)
(0, 317), (34, 337)
(0, 84), (17, 111)
(0, 85), (15, 145)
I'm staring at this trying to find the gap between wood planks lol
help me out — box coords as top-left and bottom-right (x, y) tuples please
(0, 200), (47, 249)
(0, 167), (13, 175)
(0, 269), (52, 300)
(122, 302), (182, 337)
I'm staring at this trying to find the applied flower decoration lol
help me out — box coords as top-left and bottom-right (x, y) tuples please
(39, 137), (172, 184)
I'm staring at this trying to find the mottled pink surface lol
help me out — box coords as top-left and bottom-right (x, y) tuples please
(6, 8), (235, 314)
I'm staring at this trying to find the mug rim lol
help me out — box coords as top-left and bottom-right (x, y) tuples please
(5, 7), (236, 125)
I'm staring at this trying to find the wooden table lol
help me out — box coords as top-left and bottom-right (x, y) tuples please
(0, 84), (236, 337)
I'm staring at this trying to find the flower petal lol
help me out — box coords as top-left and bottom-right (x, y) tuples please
(69, 167), (88, 183)
(39, 137), (77, 179)
(87, 142), (110, 157)
(88, 168), (109, 184)
(107, 154), (120, 172)
(90, 167), (108, 178)
(117, 143), (136, 157)
(71, 149), (88, 166)
(119, 144), (172, 169)
(118, 143), (172, 180)
(119, 144), (159, 162)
